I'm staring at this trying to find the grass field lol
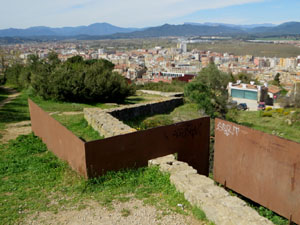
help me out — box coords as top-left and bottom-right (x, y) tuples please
(188, 40), (300, 58)
(0, 134), (212, 224)
(236, 109), (300, 143)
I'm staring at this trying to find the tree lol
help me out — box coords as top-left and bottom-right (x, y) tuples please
(270, 73), (281, 86)
(234, 72), (258, 84)
(31, 56), (135, 103)
(184, 63), (231, 118)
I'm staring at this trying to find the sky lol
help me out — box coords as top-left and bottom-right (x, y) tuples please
(0, 0), (300, 29)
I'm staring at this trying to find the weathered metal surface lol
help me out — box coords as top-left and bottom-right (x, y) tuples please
(214, 118), (300, 224)
(28, 99), (87, 177)
(85, 117), (210, 177)
(29, 98), (210, 180)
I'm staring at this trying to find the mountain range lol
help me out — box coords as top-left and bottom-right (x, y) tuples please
(0, 22), (300, 40)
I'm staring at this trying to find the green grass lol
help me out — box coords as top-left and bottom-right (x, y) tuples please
(137, 81), (186, 93)
(124, 103), (203, 130)
(52, 114), (103, 142)
(236, 109), (300, 143)
(0, 134), (210, 224)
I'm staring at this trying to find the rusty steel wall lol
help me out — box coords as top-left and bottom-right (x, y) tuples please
(85, 117), (210, 177)
(28, 99), (87, 177)
(214, 118), (300, 224)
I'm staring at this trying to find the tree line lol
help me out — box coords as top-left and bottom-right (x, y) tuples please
(4, 53), (135, 103)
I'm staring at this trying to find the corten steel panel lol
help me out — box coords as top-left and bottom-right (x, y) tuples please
(214, 118), (300, 224)
(85, 117), (210, 178)
(28, 99), (87, 177)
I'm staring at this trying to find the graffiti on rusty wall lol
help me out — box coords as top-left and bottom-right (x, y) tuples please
(214, 118), (300, 224)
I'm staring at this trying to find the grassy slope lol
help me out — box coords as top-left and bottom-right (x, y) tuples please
(0, 134), (211, 224)
(236, 110), (300, 143)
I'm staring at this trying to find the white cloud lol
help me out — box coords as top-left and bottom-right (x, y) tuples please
(0, 0), (265, 28)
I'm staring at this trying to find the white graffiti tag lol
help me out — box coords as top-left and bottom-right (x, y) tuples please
(216, 122), (240, 136)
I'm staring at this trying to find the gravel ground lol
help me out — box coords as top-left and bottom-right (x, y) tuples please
(25, 199), (206, 225)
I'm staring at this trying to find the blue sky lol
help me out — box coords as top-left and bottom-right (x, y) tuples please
(0, 0), (300, 29)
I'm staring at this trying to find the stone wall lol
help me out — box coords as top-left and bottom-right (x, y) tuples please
(149, 155), (274, 225)
(84, 108), (136, 138)
(84, 97), (183, 138)
(108, 97), (183, 121)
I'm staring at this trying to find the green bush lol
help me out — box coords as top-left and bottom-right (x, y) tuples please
(5, 55), (135, 103)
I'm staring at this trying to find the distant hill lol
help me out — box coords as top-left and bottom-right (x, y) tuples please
(0, 23), (138, 37)
(0, 21), (300, 41)
(80, 23), (247, 40)
(184, 22), (276, 30)
(249, 22), (300, 35)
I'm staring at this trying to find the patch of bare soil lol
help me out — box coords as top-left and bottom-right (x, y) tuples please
(0, 121), (32, 143)
(26, 199), (206, 225)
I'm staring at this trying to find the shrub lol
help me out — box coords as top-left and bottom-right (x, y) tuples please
(265, 106), (273, 111)
(7, 55), (135, 103)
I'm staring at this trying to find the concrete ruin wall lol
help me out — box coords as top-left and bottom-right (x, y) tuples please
(149, 155), (274, 225)
(84, 97), (183, 138)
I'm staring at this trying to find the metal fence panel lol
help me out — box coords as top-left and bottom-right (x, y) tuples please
(214, 118), (300, 224)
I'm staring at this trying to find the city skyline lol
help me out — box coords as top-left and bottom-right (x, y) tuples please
(1, 0), (300, 29)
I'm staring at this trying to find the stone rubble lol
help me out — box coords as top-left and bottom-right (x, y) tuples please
(149, 155), (274, 225)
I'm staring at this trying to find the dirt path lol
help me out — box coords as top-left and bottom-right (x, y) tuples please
(25, 199), (206, 225)
(0, 121), (32, 143)
(0, 88), (31, 143)
(0, 87), (20, 108)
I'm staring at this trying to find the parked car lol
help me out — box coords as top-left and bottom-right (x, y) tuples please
(237, 103), (248, 110)
(258, 102), (266, 110)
